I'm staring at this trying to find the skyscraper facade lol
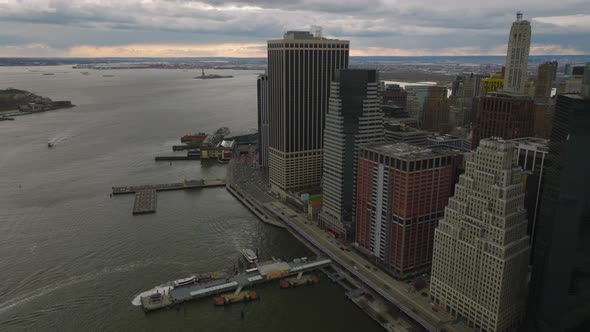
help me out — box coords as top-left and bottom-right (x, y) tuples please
(405, 85), (431, 124)
(355, 143), (462, 279)
(534, 62), (556, 99)
(504, 12), (531, 94)
(472, 91), (535, 149)
(430, 138), (530, 332)
(421, 86), (450, 134)
(319, 69), (384, 238)
(257, 74), (269, 168)
(509, 137), (549, 243)
(267, 31), (349, 196)
(527, 71), (590, 331)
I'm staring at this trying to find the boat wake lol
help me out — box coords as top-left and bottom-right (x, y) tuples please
(0, 260), (154, 316)
(47, 130), (82, 147)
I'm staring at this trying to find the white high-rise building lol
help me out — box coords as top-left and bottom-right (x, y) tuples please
(319, 69), (384, 238)
(504, 12), (531, 94)
(430, 138), (530, 332)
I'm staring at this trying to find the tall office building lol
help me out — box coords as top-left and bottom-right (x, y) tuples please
(257, 74), (269, 168)
(430, 138), (530, 332)
(527, 67), (590, 332)
(509, 137), (549, 242)
(535, 62), (556, 99)
(319, 69), (384, 238)
(504, 12), (531, 94)
(472, 91), (535, 148)
(382, 84), (407, 111)
(550, 60), (559, 80)
(355, 143), (462, 279)
(405, 85), (432, 124)
(267, 31), (349, 196)
(533, 99), (555, 138)
(421, 86), (450, 134)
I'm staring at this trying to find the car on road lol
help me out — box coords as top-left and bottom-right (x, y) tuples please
(353, 265), (359, 271)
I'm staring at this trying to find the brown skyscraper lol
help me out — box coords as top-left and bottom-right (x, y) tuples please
(472, 92), (535, 149)
(421, 86), (450, 134)
(535, 62), (556, 98)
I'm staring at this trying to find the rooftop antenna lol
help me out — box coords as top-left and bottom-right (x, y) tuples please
(310, 25), (322, 38)
(516, 11), (523, 22)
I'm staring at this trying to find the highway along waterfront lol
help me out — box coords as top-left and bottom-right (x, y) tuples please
(0, 66), (382, 332)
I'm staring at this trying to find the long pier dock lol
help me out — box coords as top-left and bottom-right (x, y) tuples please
(154, 155), (200, 161)
(132, 190), (157, 215)
(133, 257), (332, 312)
(113, 179), (225, 215)
(112, 179), (225, 195)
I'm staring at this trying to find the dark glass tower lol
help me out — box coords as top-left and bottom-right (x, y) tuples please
(257, 74), (269, 168)
(528, 69), (590, 331)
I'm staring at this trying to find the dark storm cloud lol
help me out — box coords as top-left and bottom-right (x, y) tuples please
(0, 0), (588, 56)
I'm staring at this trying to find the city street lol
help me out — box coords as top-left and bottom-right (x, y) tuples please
(228, 152), (469, 332)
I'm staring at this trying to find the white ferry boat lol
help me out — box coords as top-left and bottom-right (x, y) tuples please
(240, 249), (258, 264)
(173, 276), (196, 287)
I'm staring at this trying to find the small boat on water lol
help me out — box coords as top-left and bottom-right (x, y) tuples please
(173, 276), (196, 287)
(214, 290), (258, 306)
(47, 142), (53, 148)
(241, 249), (258, 264)
(280, 274), (320, 288)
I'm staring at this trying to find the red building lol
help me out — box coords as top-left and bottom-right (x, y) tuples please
(472, 91), (535, 149)
(355, 143), (462, 279)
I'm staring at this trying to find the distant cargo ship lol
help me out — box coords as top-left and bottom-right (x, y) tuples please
(181, 132), (207, 143)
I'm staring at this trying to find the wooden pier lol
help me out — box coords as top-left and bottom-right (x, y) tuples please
(113, 179), (225, 215)
(172, 145), (192, 151)
(112, 179), (225, 195)
(133, 190), (157, 215)
(154, 155), (200, 161)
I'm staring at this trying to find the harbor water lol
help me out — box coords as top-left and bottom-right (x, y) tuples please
(0, 66), (382, 331)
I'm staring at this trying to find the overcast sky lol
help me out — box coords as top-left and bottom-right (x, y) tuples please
(0, 0), (589, 57)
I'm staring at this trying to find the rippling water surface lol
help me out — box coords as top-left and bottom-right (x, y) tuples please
(0, 66), (381, 331)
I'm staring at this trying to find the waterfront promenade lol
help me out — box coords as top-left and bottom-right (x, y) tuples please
(227, 156), (470, 332)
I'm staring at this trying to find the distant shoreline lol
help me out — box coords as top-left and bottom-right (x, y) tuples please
(1, 54), (589, 68)
(0, 88), (74, 120)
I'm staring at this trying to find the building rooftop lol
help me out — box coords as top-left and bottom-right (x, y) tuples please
(362, 143), (463, 160)
(283, 31), (315, 40)
(509, 137), (549, 152)
(487, 91), (532, 99)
